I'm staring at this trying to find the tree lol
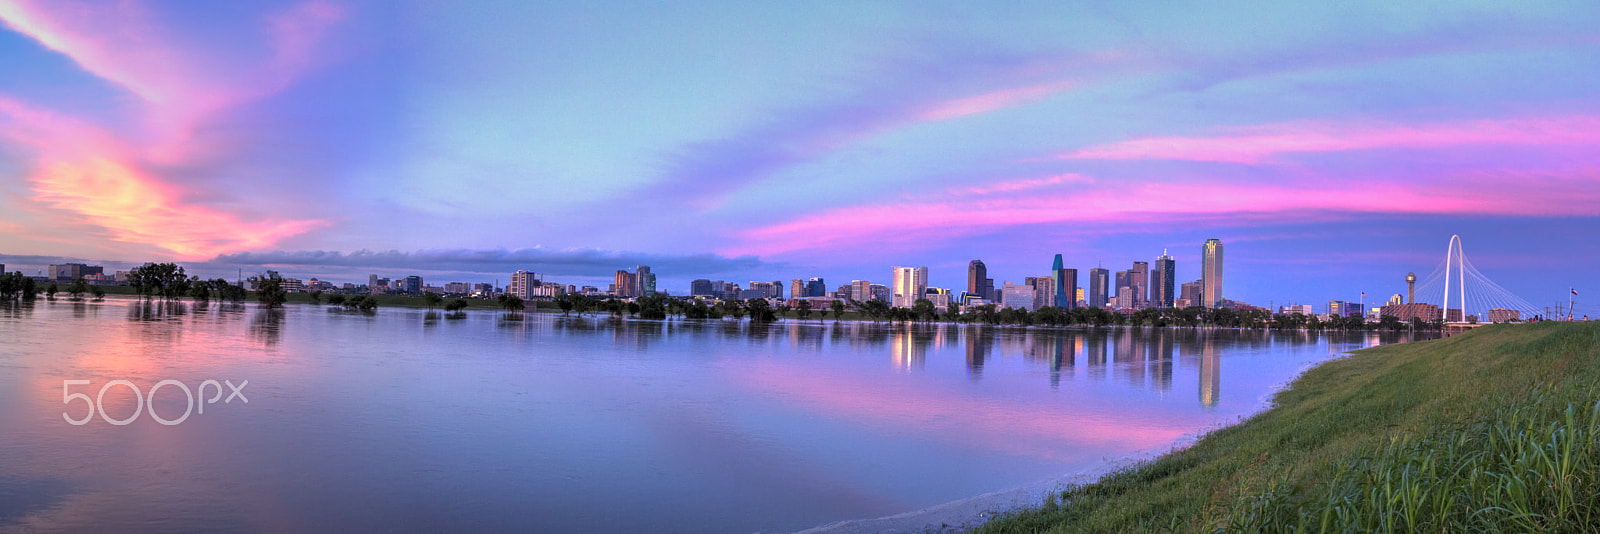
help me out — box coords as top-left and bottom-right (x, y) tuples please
(256, 274), (288, 309)
(342, 295), (378, 312)
(212, 279), (246, 303)
(190, 276), (212, 302)
(912, 298), (937, 322)
(445, 298), (469, 312)
(68, 277), (88, 300)
(556, 294), (574, 316)
(46, 283), (58, 300)
(831, 299), (845, 321)
(423, 291), (442, 310)
(91, 286), (105, 301)
(636, 294), (668, 319)
(326, 294), (347, 306)
(308, 290), (323, 305)
(497, 293), (525, 313)
(747, 298), (776, 322)
(797, 300), (813, 321)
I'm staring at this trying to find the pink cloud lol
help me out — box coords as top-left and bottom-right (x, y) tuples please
(0, 1), (342, 258)
(0, 97), (327, 258)
(916, 78), (1077, 122)
(731, 172), (1600, 257)
(1062, 116), (1600, 164)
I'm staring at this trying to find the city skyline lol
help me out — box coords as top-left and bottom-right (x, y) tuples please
(0, 2), (1595, 309)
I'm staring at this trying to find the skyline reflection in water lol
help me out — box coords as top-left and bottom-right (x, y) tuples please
(0, 298), (1429, 533)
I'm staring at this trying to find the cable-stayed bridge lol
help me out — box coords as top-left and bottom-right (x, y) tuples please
(1406, 235), (1545, 324)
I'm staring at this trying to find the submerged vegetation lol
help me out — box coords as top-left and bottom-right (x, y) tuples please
(976, 322), (1600, 533)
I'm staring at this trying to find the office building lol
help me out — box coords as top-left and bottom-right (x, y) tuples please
(968, 260), (994, 301)
(1026, 276), (1053, 310)
(806, 277), (827, 297)
(1152, 251), (1175, 308)
(1088, 267), (1109, 308)
(1115, 270), (1129, 298)
(400, 276), (423, 295)
(850, 280), (871, 303)
(870, 284), (889, 302)
(690, 279), (715, 297)
(1001, 282), (1036, 311)
(613, 270), (638, 297)
(48, 263), (103, 281)
(1180, 279), (1202, 305)
(1202, 238), (1224, 308)
(1115, 286), (1134, 309)
(1129, 261), (1149, 308)
(1280, 304), (1314, 315)
(636, 266), (656, 295)
(509, 271), (541, 300)
(1485, 308), (1520, 323)
(891, 266), (929, 308)
(790, 279), (804, 301)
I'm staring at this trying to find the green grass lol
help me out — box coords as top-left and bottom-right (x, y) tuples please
(975, 321), (1600, 533)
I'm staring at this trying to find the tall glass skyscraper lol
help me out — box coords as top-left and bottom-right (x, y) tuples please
(1202, 239), (1224, 308)
(1088, 267), (1109, 308)
(1050, 254), (1076, 308)
(967, 260), (992, 300)
(1152, 251), (1175, 308)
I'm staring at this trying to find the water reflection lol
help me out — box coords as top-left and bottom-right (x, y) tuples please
(249, 309), (284, 347)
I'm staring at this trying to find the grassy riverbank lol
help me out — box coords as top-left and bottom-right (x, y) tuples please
(977, 321), (1600, 532)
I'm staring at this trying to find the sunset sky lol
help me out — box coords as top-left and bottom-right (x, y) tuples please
(0, 0), (1596, 310)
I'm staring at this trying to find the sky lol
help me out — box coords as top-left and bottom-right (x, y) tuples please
(0, 0), (1597, 314)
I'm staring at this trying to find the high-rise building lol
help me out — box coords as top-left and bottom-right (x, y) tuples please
(851, 280), (871, 303)
(1129, 261), (1149, 308)
(1089, 267), (1109, 308)
(1115, 270), (1129, 298)
(1180, 279), (1202, 305)
(636, 265), (655, 295)
(1202, 238), (1224, 308)
(690, 279), (714, 297)
(613, 270), (638, 297)
(1026, 276), (1054, 310)
(891, 266), (929, 308)
(1152, 251), (1175, 309)
(509, 271), (540, 300)
(806, 277), (827, 297)
(1050, 254), (1077, 309)
(368, 274), (379, 289)
(968, 260), (993, 300)
(870, 284), (889, 303)
(790, 279), (804, 301)
(401, 276), (423, 295)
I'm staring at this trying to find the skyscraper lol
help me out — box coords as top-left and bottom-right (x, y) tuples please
(1130, 261), (1149, 308)
(636, 265), (655, 295)
(791, 279), (804, 301)
(891, 266), (928, 308)
(1050, 254), (1076, 308)
(968, 260), (993, 300)
(806, 277), (826, 297)
(1202, 238), (1224, 308)
(1152, 251), (1175, 309)
(1089, 267), (1109, 308)
(851, 280), (871, 302)
(509, 270), (539, 300)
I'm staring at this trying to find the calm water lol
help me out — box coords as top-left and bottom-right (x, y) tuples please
(0, 298), (1426, 533)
